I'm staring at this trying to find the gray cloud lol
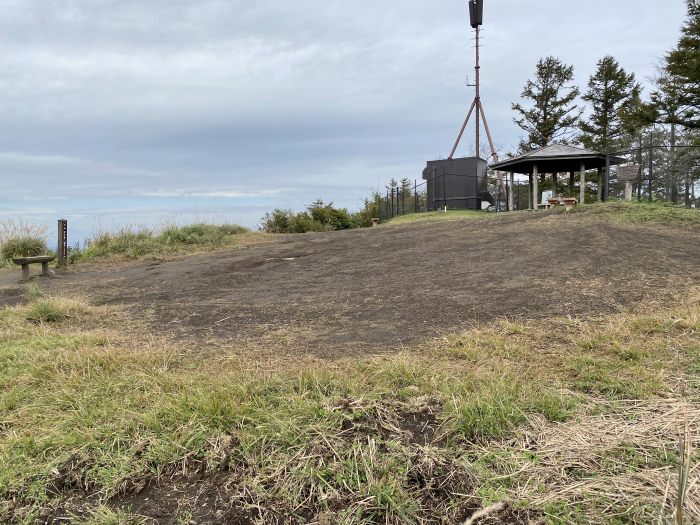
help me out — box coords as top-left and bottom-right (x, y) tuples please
(0, 0), (687, 225)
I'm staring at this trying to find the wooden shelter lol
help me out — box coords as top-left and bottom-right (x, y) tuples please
(490, 144), (625, 210)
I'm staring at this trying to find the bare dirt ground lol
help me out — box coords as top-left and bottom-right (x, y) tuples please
(4, 210), (699, 357)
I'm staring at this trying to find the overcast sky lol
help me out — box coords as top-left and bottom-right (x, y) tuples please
(0, 0), (688, 239)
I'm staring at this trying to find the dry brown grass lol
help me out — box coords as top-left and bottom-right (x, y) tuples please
(475, 396), (699, 523)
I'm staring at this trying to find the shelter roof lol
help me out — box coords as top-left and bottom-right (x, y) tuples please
(490, 144), (626, 174)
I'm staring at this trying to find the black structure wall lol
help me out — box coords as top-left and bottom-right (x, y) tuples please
(422, 157), (488, 211)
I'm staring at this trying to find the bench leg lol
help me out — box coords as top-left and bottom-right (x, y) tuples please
(42, 262), (50, 275)
(21, 265), (30, 281)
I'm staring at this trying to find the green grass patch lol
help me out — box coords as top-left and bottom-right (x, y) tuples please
(386, 209), (490, 225)
(445, 300), (700, 400)
(72, 223), (249, 262)
(573, 201), (700, 226)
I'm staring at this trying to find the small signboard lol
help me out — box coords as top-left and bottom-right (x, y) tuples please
(616, 164), (641, 182)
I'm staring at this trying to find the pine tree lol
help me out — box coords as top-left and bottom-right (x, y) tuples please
(579, 56), (641, 201)
(661, 0), (700, 129)
(512, 56), (582, 151)
(580, 56), (641, 152)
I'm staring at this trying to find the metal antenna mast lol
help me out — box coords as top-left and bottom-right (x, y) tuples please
(448, 0), (505, 202)
(449, 0), (495, 161)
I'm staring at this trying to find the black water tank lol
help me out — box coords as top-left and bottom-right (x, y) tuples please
(422, 157), (488, 211)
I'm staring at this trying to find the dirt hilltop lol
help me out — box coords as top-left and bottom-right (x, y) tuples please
(18, 209), (696, 358)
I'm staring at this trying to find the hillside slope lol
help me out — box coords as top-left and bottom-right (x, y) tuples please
(27, 206), (700, 357)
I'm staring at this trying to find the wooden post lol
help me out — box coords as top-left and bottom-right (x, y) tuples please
(552, 172), (558, 198)
(57, 219), (68, 268)
(532, 165), (539, 209)
(21, 264), (30, 281)
(569, 171), (575, 197)
(528, 174), (533, 210)
(580, 163), (586, 204)
(508, 171), (515, 211)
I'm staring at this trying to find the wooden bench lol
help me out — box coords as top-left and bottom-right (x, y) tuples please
(548, 198), (561, 207)
(12, 256), (56, 281)
(561, 198), (578, 212)
(371, 218), (380, 227)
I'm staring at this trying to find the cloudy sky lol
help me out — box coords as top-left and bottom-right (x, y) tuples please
(0, 0), (688, 240)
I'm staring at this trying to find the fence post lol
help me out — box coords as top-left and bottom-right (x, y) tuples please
(386, 191), (390, 219)
(637, 140), (643, 201)
(414, 180), (418, 213)
(57, 219), (68, 268)
(648, 139), (653, 203)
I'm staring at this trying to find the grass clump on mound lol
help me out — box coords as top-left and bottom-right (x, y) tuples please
(0, 220), (50, 266)
(575, 201), (700, 226)
(0, 238), (49, 260)
(74, 223), (249, 261)
(387, 209), (488, 226)
(25, 300), (66, 323)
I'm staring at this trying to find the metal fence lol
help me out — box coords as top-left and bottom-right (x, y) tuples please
(378, 144), (700, 220)
(605, 144), (700, 207)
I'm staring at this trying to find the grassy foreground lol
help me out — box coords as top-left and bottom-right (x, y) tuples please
(0, 287), (698, 524)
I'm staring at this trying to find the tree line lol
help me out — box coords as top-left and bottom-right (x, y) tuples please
(511, 0), (699, 206)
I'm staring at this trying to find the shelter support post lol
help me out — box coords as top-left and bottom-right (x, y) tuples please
(580, 163), (586, 204)
(532, 165), (539, 209)
(552, 172), (558, 198)
(569, 172), (575, 197)
(508, 171), (514, 211)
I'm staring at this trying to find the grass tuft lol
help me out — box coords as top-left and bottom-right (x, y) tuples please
(25, 300), (66, 323)
(0, 220), (50, 262)
(26, 283), (43, 302)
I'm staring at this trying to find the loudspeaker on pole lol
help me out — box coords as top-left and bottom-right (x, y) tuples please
(469, 0), (483, 28)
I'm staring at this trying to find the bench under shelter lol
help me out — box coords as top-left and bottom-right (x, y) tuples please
(490, 144), (626, 210)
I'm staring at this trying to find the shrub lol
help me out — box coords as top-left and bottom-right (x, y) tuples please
(159, 223), (247, 246)
(308, 200), (354, 230)
(1, 237), (49, 260)
(261, 209), (326, 233)
(261, 200), (360, 233)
